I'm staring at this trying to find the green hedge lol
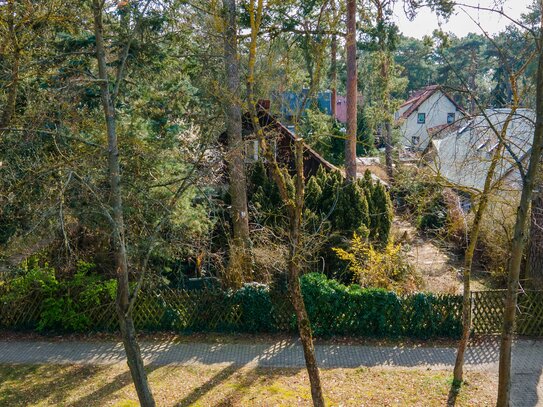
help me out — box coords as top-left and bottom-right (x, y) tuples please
(300, 273), (461, 338)
(0, 271), (462, 338)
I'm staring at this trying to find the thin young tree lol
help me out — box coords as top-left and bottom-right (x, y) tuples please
(92, 1), (155, 405)
(497, 22), (543, 406)
(372, 0), (395, 179)
(247, 1), (326, 405)
(442, 19), (537, 385)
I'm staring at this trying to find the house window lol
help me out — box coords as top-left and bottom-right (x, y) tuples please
(412, 136), (420, 145)
(447, 113), (455, 124)
(245, 139), (259, 162)
(417, 113), (426, 124)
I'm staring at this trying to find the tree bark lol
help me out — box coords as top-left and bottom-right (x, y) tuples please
(526, 184), (543, 289)
(92, 2), (156, 406)
(288, 139), (325, 407)
(246, 2), (325, 404)
(223, 0), (252, 286)
(376, 2), (393, 180)
(453, 141), (505, 384)
(384, 121), (393, 180)
(345, 0), (357, 182)
(497, 36), (543, 406)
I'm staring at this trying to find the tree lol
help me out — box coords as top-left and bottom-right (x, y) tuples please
(430, 13), (536, 387)
(497, 4), (543, 404)
(345, 0), (358, 182)
(223, 0), (252, 285)
(526, 184), (543, 288)
(247, 0), (326, 404)
(92, 1), (156, 404)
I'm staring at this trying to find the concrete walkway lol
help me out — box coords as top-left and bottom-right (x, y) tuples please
(0, 339), (541, 406)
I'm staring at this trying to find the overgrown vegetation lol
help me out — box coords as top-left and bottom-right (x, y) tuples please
(0, 270), (461, 339)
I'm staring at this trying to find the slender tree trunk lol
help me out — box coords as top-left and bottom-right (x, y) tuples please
(289, 139), (325, 407)
(345, 0), (357, 182)
(384, 120), (393, 179)
(526, 184), (543, 289)
(92, 3), (155, 406)
(223, 0), (252, 286)
(330, 0), (337, 120)
(246, 3), (325, 404)
(453, 142), (505, 384)
(497, 38), (543, 406)
(376, 3), (393, 180)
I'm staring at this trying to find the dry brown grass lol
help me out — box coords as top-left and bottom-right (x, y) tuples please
(0, 363), (497, 406)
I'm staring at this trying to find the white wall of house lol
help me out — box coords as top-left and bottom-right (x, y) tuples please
(398, 91), (463, 151)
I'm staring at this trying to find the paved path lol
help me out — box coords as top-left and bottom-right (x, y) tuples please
(0, 339), (541, 406)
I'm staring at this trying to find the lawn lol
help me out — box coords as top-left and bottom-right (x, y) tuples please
(0, 363), (496, 406)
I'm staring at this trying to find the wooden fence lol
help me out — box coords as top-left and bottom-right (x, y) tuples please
(1, 287), (543, 337)
(471, 290), (543, 336)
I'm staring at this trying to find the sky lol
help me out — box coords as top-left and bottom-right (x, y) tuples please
(393, 0), (534, 39)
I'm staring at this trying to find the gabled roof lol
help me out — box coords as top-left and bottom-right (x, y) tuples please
(429, 108), (535, 192)
(399, 85), (465, 120)
(255, 104), (338, 173)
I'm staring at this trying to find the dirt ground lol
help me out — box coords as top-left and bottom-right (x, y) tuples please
(392, 217), (488, 294)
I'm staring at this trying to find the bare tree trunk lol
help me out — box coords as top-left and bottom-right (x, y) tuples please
(92, 2), (155, 406)
(223, 0), (252, 286)
(497, 40), (543, 406)
(345, 0), (357, 182)
(375, 2), (393, 180)
(288, 139), (325, 407)
(330, 0), (337, 120)
(526, 184), (543, 289)
(384, 121), (393, 179)
(246, 2), (325, 404)
(453, 142), (505, 384)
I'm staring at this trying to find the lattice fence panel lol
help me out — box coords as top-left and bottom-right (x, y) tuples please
(2, 284), (543, 338)
(471, 290), (506, 334)
(0, 289), (44, 329)
(517, 291), (543, 336)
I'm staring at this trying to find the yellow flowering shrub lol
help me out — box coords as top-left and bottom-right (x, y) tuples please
(333, 233), (421, 294)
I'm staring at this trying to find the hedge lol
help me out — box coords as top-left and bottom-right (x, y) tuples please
(0, 272), (463, 338)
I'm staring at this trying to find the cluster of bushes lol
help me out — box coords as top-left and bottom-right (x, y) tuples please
(391, 167), (448, 233)
(249, 164), (393, 281)
(391, 167), (467, 244)
(1, 269), (461, 339)
(0, 260), (116, 331)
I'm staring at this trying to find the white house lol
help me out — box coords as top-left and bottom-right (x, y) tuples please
(395, 85), (465, 151)
(427, 108), (535, 193)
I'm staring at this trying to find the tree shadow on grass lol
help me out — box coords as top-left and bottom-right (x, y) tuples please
(175, 366), (301, 407)
(175, 364), (241, 407)
(70, 364), (160, 407)
(214, 368), (301, 407)
(0, 364), (104, 406)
